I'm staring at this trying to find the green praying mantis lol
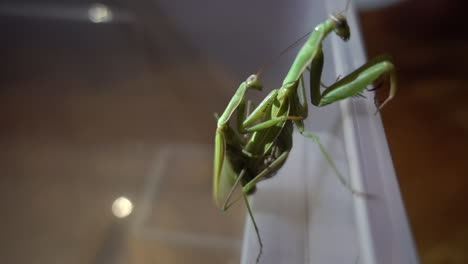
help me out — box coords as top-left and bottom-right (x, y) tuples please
(213, 8), (397, 264)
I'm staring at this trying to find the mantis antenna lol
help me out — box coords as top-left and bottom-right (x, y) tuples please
(256, 31), (312, 76)
(339, 0), (352, 14)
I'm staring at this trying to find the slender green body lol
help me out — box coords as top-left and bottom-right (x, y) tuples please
(282, 19), (336, 85)
(213, 12), (397, 264)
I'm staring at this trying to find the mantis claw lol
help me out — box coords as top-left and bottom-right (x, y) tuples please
(375, 93), (395, 114)
(367, 80), (384, 92)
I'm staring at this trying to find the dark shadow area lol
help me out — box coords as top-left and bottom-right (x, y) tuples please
(360, 1), (468, 263)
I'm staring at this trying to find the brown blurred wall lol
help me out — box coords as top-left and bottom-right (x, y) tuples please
(359, 0), (468, 263)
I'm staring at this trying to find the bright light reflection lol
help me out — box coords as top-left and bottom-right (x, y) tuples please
(112, 196), (133, 218)
(88, 3), (113, 23)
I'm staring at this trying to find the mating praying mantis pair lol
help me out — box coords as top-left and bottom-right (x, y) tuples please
(213, 5), (397, 264)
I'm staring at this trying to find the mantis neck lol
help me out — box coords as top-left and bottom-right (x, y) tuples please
(281, 19), (335, 87)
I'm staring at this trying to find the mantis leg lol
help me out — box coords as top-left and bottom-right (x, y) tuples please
(244, 115), (303, 133)
(242, 76), (307, 133)
(310, 51), (396, 111)
(239, 99), (257, 138)
(214, 77), (263, 208)
(218, 74), (262, 127)
(242, 89), (279, 129)
(241, 79), (302, 133)
(236, 98), (247, 133)
(289, 79), (365, 195)
(246, 100), (256, 118)
(242, 151), (289, 264)
(222, 150), (290, 209)
(295, 120), (366, 196)
(243, 192), (263, 264)
(219, 150), (289, 263)
(221, 168), (246, 211)
(242, 151), (289, 194)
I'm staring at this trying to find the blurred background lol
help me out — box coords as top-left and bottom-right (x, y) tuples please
(360, 0), (468, 263)
(0, 0), (466, 263)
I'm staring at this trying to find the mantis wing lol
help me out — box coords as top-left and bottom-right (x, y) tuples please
(213, 131), (230, 208)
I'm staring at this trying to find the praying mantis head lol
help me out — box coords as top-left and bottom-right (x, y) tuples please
(330, 13), (350, 41)
(330, 0), (351, 41)
(246, 74), (263, 91)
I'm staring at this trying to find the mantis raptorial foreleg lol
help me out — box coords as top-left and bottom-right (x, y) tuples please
(241, 89), (279, 130)
(239, 100), (256, 134)
(309, 49), (397, 111)
(241, 80), (305, 134)
(214, 75), (263, 207)
(244, 115), (303, 133)
(217, 74), (262, 128)
(295, 74), (366, 195)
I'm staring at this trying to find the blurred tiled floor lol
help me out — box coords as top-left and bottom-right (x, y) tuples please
(0, 4), (243, 263)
